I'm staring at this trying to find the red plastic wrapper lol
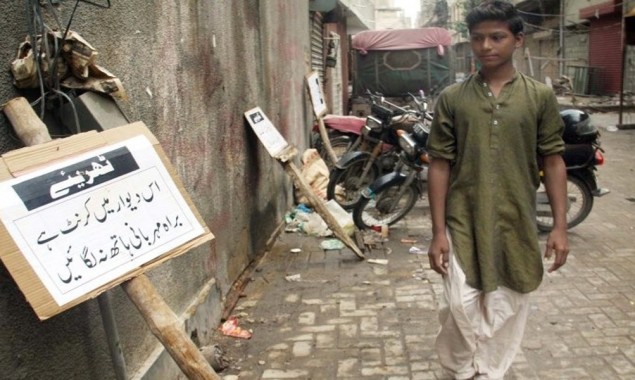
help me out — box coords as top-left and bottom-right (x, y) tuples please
(219, 316), (252, 339)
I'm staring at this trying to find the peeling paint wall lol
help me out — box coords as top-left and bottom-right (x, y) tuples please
(0, 1), (311, 378)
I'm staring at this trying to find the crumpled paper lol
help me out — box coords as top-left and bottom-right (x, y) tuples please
(10, 31), (126, 100)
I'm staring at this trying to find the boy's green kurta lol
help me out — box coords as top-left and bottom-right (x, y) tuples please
(427, 72), (564, 293)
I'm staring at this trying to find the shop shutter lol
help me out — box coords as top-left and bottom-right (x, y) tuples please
(310, 12), (325, 86)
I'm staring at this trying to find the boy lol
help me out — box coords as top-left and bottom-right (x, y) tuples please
(426, 1), (570, 379)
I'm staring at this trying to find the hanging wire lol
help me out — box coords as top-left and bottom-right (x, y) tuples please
(23, 0), (111, 134)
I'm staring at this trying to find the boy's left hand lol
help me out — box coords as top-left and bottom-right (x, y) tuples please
(544, 228), (569, 272)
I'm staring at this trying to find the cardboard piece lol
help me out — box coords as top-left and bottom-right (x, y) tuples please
(0, 122), (214, 320)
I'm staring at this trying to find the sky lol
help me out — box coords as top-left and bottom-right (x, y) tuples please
(394, 0), (421, 19)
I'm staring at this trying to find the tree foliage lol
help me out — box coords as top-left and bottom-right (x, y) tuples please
(449, 0), (481, 38)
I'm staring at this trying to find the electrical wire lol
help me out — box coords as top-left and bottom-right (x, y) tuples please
(23, 0), (111, 135)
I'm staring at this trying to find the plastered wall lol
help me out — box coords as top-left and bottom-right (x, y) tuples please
(0, 1), (311, 378)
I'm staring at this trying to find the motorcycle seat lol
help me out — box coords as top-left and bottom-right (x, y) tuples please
(563, 144), (595, 168)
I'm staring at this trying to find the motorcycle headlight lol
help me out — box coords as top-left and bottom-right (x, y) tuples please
(398, 133), (417, 157)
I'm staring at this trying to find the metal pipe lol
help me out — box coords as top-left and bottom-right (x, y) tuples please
(98, 292), (128, 380)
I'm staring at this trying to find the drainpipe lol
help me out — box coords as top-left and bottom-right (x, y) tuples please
(98, 292), (128, 380)
(619, 0), (626, 126)
(559, 0), (565, 76)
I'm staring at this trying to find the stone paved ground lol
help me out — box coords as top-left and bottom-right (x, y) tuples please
(214, 112), (635, 380)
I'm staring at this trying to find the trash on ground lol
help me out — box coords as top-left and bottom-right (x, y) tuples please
(606, 125), (618, 132)
(200, 344), (230, 371)
(284, 201), (355, 237)
(367, 258), (389, 265)
(320, 239), (345, 250)
(290, 248), (302, 253)
(412, 268), (429, 282)
(409, 246), (426, 255)
(401, 238), (417, 244)
(285, 274), (302, 282)
(219, 316), (252, 339)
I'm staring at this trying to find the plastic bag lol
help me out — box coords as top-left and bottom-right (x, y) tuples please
(295, 149), (330, 207)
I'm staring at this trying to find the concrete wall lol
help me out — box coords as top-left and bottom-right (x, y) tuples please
(0, 1), (310, 378)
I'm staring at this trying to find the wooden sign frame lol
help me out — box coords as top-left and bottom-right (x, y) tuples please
(0, 122), (214, 320)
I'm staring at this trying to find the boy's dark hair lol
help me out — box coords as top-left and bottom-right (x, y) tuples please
(465, 0), (524, 35)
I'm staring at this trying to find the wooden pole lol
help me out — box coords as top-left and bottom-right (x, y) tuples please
(3, 98), (52, 145)
(3, 97), (220, 380)
(316, 117), (339, 165)
(121, 276), (220, 380)
(281, 158), (365, 260)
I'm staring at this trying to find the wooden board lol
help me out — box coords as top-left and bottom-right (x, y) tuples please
(0, 122), (214, 320)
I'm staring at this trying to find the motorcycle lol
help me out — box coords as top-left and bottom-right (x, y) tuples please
(353, 108), (608, 231)
(311, 114), (367, 168)
(326, 92), (432, 210)
(352, 122), (430, 229)
(536, 109), (609, 231)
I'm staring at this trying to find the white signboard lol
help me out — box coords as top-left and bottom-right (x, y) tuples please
(0, 135), (204, 306)
(306, 71), (327, 117)
(244, 107), (289, 157)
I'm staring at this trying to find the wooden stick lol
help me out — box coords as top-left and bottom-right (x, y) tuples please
(122, 276), (220, 380)
(316, 117), (338, 165)
(3, 96), (220, 380)
(282, 160), (365, 259)
(3, 97), (52, 146)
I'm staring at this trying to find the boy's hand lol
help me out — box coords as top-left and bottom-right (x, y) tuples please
(428, 233), (450, 275)
(544, 227), (569, 272)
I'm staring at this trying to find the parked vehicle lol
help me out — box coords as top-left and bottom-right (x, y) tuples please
(327, 92), (431, 210)
(352, 122), (430, 229)
(353, 108), (608, 231)
(311, 115), (366, 168)
(536, 109), (609, 231)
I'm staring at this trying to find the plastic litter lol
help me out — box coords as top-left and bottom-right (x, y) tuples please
(285, 274), (302, 282)
(409, 246), (425, 255)
(367, 259), (388, 265)
(320, 239), (345, 250)
(290, 248), (302, 253)
(219, 316), (252, 339)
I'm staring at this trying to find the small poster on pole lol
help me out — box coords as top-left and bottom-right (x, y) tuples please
(305, 71), (328, 118)
(244, 107), (289, 157)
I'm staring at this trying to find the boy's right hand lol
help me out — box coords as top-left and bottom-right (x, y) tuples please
(428, 233), (450, 275)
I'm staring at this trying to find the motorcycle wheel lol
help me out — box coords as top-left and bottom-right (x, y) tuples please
(536, 175), (594, 232)
(353, 182), (418, 229)
(327, 158), (379, 210)
(317, 135), (353, 168)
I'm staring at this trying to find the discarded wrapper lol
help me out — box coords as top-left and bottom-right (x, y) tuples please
(400, 238), (417, 244)
(367, 258), (388, 265)
(409, 246), (425, 255)
(219, 316), (252, 339)
(285, 274), (302, 282)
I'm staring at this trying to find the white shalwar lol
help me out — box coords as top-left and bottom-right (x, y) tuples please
(436, 239), (531, 380)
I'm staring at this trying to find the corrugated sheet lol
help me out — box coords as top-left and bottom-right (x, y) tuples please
(310, 11), (325, 85)
(588, 14), (623, 95)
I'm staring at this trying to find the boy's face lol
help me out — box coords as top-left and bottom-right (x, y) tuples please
(469, 20), (523, 72)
